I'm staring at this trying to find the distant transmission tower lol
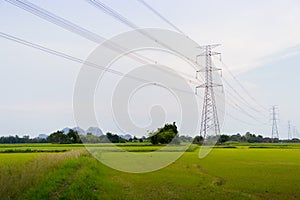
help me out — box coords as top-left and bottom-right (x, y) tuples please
(196, 45), (222, 139)
(294, 126), (299, 138)
(271, 105), (279, 141)
(288, 121), (292, 141)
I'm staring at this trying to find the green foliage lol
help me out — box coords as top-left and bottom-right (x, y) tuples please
(0, 149), (85, 200)
(80, 132), (129, 143)
(47, 131), (70, 144)
(80, 133), (102, 143)
(149, 132), (159, 145)
(218, 134), (230, 143)
(193, 135), (204, 144)
(67, 129), (81, 144)
(0, 149), (67, 153)
(0, 135), (47, 144)
(106, 132), (121, 143)
(149, 122), (179, 145)
(179, 135), (193, 142)
(193, 132), (271, 144)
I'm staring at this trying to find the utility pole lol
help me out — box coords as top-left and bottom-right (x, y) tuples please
(195, 45), (222, 139)
(288, 121), (292, 141)
(271, 105), (279, 142)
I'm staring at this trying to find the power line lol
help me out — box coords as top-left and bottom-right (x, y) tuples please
(223, 93), (269, 125)
(132, 0), (270, 132)
(6, 0), (273, 135)
(196, 86), (263, 128)
(225, 111), (265, 127)
(136, 0), (186, 35)
(198, 91), (269, 128)
(0, 32), (200, 96)
(4, 0), (159, 65)
(86, 0), (138, 29)
(222, 77), (269, 119)
(85, 0), (201, 70)
(135, 0), (270, 126)
(219, 108), (263, 127)
(221, 61), (269, 112)
(6, 0), (203, 87)
(5, 0), (105, 43)
(4, 0), (201, 84)
(137, 0), (267, 134)
(85, 1), (236, 137)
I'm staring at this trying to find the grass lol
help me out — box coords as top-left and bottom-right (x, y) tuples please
(1, 143), (300, 199)
(24, 154), (119, 200)
(0, 148), (68, 153)
(0, 153), (39, 165)
(0, 143), (84, 151)
(87, 143), (198, 152)
(0, 149), (86, 200)
(224, 142), (300, 149)
(0, 143), (196, 153)
(199, 148), (300, 199)
(21, 149), (240, 200)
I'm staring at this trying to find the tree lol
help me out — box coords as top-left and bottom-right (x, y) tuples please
(149, 122), (179, 145)
(149, 132), (158, 144)
(131, 136), (139, 142)
(67, 129), (81, 143)
(193, 135), (204, 144)
(179, 135), (193, 142)
(106, 132), (120, 143)
(229, 133), (242, 142)
(81, 133), (101, 143)
(218, 134), (229, 143)
(47, 131), (69, 144)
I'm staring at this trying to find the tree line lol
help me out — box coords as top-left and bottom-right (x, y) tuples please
(0, 135), (47, 144)
(217, 132), (300, 144)
(1, 127), (299, 144)
(0, 123), (182, 144)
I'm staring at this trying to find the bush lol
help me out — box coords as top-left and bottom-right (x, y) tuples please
(149, 122), (179, 145)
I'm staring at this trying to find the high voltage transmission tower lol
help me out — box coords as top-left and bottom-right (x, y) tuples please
(4, 0), (284, 139)
(196, 45), (222, 139)
(271, 105), (279, 141)
(288, 120), (292, 140)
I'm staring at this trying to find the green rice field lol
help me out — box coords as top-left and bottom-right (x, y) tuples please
(1, 143), (300, 199)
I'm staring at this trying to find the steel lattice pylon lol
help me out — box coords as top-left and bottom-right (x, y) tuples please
(196, 45), (222, 139)
(271, 105), (279, 141)
(288, 120), (292, 141)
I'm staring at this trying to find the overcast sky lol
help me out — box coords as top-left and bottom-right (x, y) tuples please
(1, 0), (300, 138)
